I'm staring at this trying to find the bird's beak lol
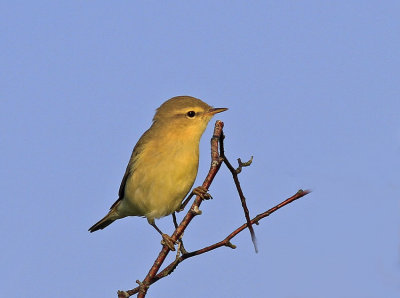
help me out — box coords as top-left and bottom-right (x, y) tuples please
(207, 107), (228, 115)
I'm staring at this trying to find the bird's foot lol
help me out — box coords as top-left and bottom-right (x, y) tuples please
(161, 234), (176, 251)
(177, 186), (212, 212)
(192, 186), (213, 200)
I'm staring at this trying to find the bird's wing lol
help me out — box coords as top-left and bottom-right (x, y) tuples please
(117, 166), (131, 201)
(111, 127), (152, 209)
(109, 155), (135, 210)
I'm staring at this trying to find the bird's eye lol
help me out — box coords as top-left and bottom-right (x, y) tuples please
(186, 111), (196, 118)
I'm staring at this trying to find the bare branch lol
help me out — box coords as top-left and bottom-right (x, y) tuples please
(117, 120), (311, 297)
(219, 135), (258, 253)
(122, 189), (311, 295)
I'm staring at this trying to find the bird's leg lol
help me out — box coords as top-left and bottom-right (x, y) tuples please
(172, 212), (179, 229)
(172, 212), (188, 255)
(178, 186), (212, 212)
(149, 220), (176, 251)
(177, 195), (193, 212)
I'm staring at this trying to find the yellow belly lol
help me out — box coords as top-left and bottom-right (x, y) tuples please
(119, 134), (200, 221)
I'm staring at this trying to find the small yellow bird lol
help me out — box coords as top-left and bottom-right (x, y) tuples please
(89, 96), (227, 249)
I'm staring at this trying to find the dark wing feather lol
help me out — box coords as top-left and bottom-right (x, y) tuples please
(110, 127), (153, 209)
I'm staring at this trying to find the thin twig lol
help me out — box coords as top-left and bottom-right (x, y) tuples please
(117, 121), (311, 297)
(219, 134), (258, 253)
(123, 189), (311, 295)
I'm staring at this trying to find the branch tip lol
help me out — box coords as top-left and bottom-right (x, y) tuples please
(297, 189), (311, 195)
(236, 156), (253, 173)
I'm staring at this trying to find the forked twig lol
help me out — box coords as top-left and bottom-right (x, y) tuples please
(117, 121), (311, 297)
(219, 134), (258, 252)
(121, 189), (310, 296)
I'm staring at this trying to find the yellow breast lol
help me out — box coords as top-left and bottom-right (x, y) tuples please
(121, 126), (201, 220)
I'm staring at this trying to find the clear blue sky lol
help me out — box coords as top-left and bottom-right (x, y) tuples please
(1, 1), (399, 297)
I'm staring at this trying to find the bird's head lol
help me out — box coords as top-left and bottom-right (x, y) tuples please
(153, 96), (227, 138)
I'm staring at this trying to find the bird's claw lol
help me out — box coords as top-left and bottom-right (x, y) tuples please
(177, 186), (212, 212)
(192, 186), (212, 200)
(161, 234), (176, 251)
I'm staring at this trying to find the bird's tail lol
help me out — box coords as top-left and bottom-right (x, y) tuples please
(88, 201), (121, 233)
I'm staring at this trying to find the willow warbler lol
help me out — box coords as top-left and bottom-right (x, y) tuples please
(89, 96), (227, 249)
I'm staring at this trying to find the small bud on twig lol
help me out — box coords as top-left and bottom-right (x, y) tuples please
(225, 241), (237, 249)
